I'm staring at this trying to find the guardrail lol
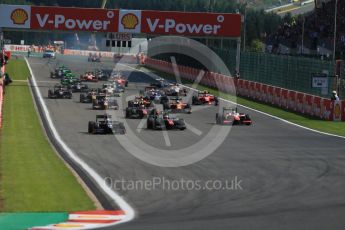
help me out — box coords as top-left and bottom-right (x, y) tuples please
(144, 57), (345, 121)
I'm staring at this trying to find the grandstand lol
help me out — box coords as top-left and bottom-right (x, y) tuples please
(266, 0), (345, 59)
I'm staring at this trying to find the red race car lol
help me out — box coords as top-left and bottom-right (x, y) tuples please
(216, 107), (252, 125)
(192, 91), (216, 105)
(80, 72), (98, 82)
(109, 72), (128, 87)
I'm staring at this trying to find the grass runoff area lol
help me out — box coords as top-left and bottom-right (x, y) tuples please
(0, 59), (95, 212)
(142, 67), (345, 137)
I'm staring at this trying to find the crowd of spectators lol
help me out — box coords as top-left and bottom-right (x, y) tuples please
(266, 0), (345, 57)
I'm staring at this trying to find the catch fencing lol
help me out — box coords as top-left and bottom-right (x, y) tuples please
(213, 48), (335, 98)
(143, 56), (345, 121)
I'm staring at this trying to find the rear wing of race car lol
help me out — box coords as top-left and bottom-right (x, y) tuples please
(170, 97), (183, 101)
(145, 86), (157, 91)
(96, 114), (112, 119)
(223, 107), (238, 113)
(197, 91), (210, 96)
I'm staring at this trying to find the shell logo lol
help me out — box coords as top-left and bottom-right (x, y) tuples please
(121, 13), (139, 29)
(334, 103), (341, 118)
(10, 8), (29, 25)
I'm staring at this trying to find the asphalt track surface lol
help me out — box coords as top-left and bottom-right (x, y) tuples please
(28, 56), (345, 230)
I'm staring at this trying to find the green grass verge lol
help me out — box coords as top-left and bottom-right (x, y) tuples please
(0, 59), (95, 212)
(143, 67), (345, 137)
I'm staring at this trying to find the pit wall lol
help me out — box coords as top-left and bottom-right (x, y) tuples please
(143, 57), (345, 121)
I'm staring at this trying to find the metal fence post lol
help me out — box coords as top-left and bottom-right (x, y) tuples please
(236, 38), (241, 75)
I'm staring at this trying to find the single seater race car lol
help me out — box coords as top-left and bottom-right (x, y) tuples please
(150, 78), (170, 88)
(88, 53), (101, 62)
(216, 107), (252, 125)
(163, 84), (187, 96)
(51, 66), (71, 79)
(80, 89), (99, 103)
(61, 73), (79, 86)
(80, 72), (99, 82)
(139, 86), (166, 103)
(102, 83), (123, 96)
(147, 109), (186, 130)
(92, 95), (119, 110)
(88, 114), (125, 134)
(125, 101), (153, 119)
(95, 69), (109, 81)
(163, 97), (192, 114)
(109, 72), (128, 87)
(128, 96), (153, 109)
(69, 81), (89, 92)
(48, 84), (72, 99)
(192, 91), (217, 105)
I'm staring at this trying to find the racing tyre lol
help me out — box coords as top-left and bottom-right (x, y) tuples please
(88, 121), (95, 134)
(163, 102), (170, 110)
(80, 94), (85, 102)
(125, 109), (130, 118)
(48, 90), (53, 98)
(192, 96), (198, 105)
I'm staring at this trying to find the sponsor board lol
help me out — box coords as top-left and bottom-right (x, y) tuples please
(311, 74), (328, 88)
(30, 6), (119, 32)
(141, 10), (241, 37)
(0, 5), (31, 29)
(4, 44), (30, 52)
(0, 4), (241, 37)
(118, 9), (141, 33)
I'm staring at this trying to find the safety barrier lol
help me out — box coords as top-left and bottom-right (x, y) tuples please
(144, 57), (344, 121)
(0, 64), (5, 128)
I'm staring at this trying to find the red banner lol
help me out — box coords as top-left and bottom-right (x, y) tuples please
(31, 6), (119, 32)
(141, 10), (241, 37)
(1, 5), (242, 37)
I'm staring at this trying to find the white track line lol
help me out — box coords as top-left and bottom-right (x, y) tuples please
(162, 130), (172, 146)
(185, 122), (203, 136)
(119, 63), (345, 140)
(25, 57), (135, 229)
(136, 118), (147, 133)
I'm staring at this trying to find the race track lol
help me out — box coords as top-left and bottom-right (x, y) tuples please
(28, 56), (345, 230)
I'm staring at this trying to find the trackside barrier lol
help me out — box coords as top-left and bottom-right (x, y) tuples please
(342, 101), (345, 121)
(0, 65), (5, 128)
(143, 57), (345, 121)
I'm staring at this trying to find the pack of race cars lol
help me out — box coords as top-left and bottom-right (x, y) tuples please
(48, 65), (252, 135)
